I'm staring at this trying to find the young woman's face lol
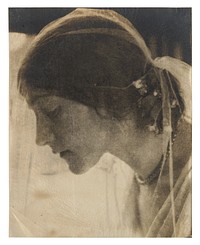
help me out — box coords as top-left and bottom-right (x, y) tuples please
(28, 93), (112, 174)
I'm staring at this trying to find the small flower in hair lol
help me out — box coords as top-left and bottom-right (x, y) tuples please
(132, 79), (148, 95)
(132, 79), (143, 89)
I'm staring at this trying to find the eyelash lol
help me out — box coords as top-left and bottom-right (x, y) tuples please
(46, 106), (61, 119)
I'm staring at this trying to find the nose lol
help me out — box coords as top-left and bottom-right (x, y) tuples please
(36, 116), (55, 146)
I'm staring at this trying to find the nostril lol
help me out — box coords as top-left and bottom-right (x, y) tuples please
(36, 138), (45, 146)
(36, 134), (53, 146)
(36, 130), (55, 146)
(36, 135), (46, 146)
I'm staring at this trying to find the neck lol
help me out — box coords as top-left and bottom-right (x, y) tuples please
(140, 119), (191, 185)
(109, 118), (191, 184)
(109, 124), (167, 179)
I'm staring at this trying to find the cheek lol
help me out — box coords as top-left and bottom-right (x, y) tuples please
(52, 109), (108, 152)
(52, 113), (87, 147)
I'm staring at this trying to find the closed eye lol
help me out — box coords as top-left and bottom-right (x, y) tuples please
(46, 106), (61, 119)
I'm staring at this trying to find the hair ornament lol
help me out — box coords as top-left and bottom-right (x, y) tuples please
(132, 79), (148, 95)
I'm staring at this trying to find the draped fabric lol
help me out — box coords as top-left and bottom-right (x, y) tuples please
(10, 8), (191, 237)
(148, 57), (191, 237)
(146, 158), (191, 237)
(128, 56), (192, 237)
(124, 158), (191, 237)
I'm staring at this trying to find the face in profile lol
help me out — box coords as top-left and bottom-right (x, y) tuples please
(28, 92), (112, 174)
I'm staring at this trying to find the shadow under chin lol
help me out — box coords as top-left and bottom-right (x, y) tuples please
(68, 164), (87, 175)
(68, 159), (97, 175)
(62, 151), (102, 175)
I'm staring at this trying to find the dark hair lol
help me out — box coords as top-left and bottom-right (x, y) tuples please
(18, 33), (150, 120)
(18, 32), (184, 132)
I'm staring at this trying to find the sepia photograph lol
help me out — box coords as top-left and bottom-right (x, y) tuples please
(9, 7), (191, 237)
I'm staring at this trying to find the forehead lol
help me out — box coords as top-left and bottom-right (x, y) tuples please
(26, 89), (83, 112)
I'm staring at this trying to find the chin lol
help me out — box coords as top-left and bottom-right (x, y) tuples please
(68, 164), (88, 175)
(60, 150), (99, 174)
(61, 156), (91, 174)
(67, 158), (97, 175)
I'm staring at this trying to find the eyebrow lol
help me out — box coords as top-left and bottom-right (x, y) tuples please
(27, 89), (62, 106)
(27, 94), (52, 107)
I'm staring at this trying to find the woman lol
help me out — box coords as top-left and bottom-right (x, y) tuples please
(17, 8), (191, 237)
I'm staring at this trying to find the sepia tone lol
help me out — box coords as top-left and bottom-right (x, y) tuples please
(9, 8), (191, 237)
